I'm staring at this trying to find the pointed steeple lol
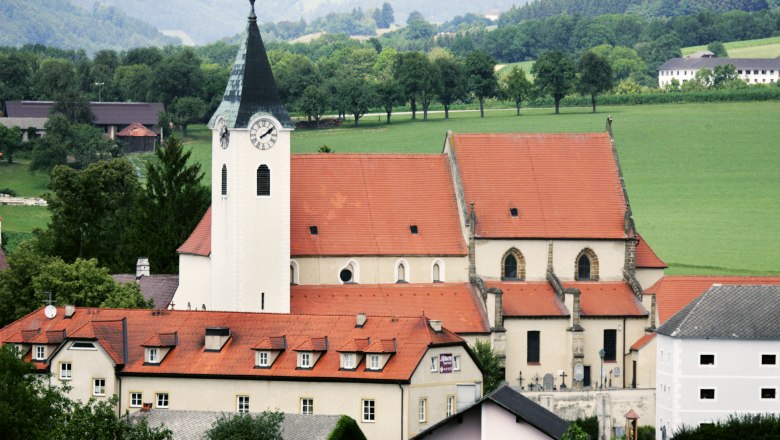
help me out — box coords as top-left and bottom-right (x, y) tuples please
(209, 0), (292, 129)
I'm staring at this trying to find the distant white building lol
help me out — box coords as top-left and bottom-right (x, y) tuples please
(655, 285), (780, 439)
(657, 55), (780, 87)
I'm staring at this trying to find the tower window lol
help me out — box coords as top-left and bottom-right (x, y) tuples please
(221, 165), (227, 196)
(410, 225), (418, 234)
(257, 165), (270, 196)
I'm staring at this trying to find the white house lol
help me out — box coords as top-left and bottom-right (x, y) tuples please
(655, 284), (780, 439)
(657, 55), (780, 87)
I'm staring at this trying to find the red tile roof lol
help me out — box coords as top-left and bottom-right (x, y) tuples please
(635, 235), (666, 268)
(253, 336), (287, 350)
(645, 276), (780, 323)
(630, 333), (655, 351)
(177, 207), (211, 256)
(290, 283), (490, 334)
(364, 339), (396, 353)
(565, 282), (648, 317)
(487, 282), (569, 317)
(30, 330), (66, 344)
(0, 307), (465, 382)
(117, 122), (157, 137)
(450, 132), (627, 239)
(338, 338), (371, 352)
(294, 337), (328, 352)
(142, 332), (178, 347)
(291, 154), (467, 256)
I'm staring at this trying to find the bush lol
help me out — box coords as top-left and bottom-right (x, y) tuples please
(327, 415), (366, 440)
(206, 411), (284, 440)
(638, 425), (655, 440)
(573, 416), (599, 439)
(0, 188), (17, 196)
(672, 414), (780, 439)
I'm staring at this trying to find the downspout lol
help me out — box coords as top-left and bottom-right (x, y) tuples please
(118, 375), (122, 416)
(622, 317), (627, 389)
(398, 383), (404, 440)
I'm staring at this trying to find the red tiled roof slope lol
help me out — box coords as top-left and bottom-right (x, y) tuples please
(291, 154), (466, 256)
(630, 333), (655, 351)
(487, 282), (568, 317)
(450, 132), (626, 239)
(117, 122), (156, 137)
(177, 207), (211, 256)
(635, 235), (666, 268)
(0, 308), (464, 382)
(290, 283), (490, 334)
(645, 276), (780, 323)
(566, 282), (648, 317)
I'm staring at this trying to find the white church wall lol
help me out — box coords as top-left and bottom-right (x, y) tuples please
(293, 256), (469, 285)
(503, 318), (571, 390)
(635, 268), (665, 291)
(175, 254), (211, 311)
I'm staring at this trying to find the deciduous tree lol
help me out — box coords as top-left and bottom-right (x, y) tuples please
(432, 53), (466, 119)
(375, 80), (404, 124)
(576, 51), (613, 112)
(532, 51), (576, 114)
(173, 96), (207, 136)
(464, 50), (498, 118)
(0, 124), (20, 164)
(472, 340), (503, 394)
(393, 52), (438, 120)
(501, 66), (532, 116)
(207, 411), (284, 440)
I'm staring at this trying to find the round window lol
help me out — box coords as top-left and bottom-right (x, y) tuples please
(339, 268), (353, 283)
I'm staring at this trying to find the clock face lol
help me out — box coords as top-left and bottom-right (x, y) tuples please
(249, 118), (278, 150)
(218, 120), (230, 149)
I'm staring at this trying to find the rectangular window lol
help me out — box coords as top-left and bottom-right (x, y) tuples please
(156, 393), (169, 408)
(700, 354), (715, 365)
(430, 356), (438, 372)
(301, 398), (313, 415)
(368, 355), (380, 370)
(34, 345), (45, 360)
(299, 352), (311, 368)
(453, 355), (461, 371)
(603, 330), (617, 362)
(527, 331), (540, 363)
(762, 354), (776, 365)
(761, 388), (776, 399)
(700, 388), (715, 400)
(60, 363), (72, 380)
(446, 395), (455, 417)
(258, 351), (269, 367)
(362, 399), (375, 422)
(70, 342), (96, 350)
(342, 353), (355, 369)
(148, 348), (158, 363)
(93, 378), (106, 396)
(130, 392), (143, 408)
(418, 398), (427, 423)
(237, 396), (250, 413)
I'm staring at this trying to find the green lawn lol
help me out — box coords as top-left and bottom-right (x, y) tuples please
(0, 205), (49, 232)
(683, 36), (780, 58)
(496, 60), (536, 78)
(0, 159), (50, 198)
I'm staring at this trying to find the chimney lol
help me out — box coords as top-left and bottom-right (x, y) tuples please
(205, 327), (231, 351)
(65, 305), (76, 319)
(429, 320), (443, 333)
(136, 257), (150, 278)
(356, 312), (367, 328)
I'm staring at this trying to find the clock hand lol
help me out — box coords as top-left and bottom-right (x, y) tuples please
(259, 128), (273, 139)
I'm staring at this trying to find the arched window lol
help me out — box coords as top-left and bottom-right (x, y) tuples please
(433, 263), (441, 282)
(575, 248), (599, 281)
(290, 260), (299, 285)
(396, 260), (409, 283)
(501, 248), (525, 280)
(339, 260), (359, 284)
(221, 164), (227, 196)
(257, 165), (270, 196)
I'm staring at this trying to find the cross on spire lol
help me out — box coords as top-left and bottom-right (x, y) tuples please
(249, 0), (257, 21)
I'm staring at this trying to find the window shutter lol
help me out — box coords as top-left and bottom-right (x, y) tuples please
(257, 165), (270, 196)
(221, 165), (227, 196)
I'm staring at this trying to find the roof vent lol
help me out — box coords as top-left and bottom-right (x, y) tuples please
(356, 312), (367, 328)
(410, 225), (418, 234)
(429, 320), (443, 333)
(205, 327), (231, 352)
(65, 305), (76, 319)
(309, 226), (318, 235)
(510, 207), (518, 217)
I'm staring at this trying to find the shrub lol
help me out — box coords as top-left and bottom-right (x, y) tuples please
(327, 415), (366, 440)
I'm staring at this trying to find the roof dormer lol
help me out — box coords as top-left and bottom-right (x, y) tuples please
(294, 336), (327, 370)
(142, 332), (178, 365)
(252, 336), (286, 368)
(204, 327), (230, 352)
(337, 338), (370, 370)
(363, 338), (397, 372)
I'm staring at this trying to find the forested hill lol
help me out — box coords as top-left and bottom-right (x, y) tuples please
(501, 0), (775, 23)
(0, 0), (179, 54)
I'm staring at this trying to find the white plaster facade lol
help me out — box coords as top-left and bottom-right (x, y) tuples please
(292, 256), (469, 285)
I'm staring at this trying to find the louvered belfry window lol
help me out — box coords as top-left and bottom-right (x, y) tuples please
(221, 165), (227, 196)
(257, 164), (270, 196)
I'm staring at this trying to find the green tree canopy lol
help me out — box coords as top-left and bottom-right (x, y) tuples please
(206, 411), (284, 440)
(30, 114), (115, 173)
(432, 53), (466, 119)
(472, 340), (502, 394)
(327, 415), (366, 440)
(463, 50), (498, 118)
(500, 66), (532, 116)
(576, 51), (613, 112)
(392, 51), (438, 120)
(532, 50), (576, 114)
(172, 96), (207, 136)
(0, 123), (20, 164)
(707, 41), (729, 57)
(298, 84), (329, 127)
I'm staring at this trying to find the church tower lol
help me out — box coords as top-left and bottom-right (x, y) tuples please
(208, 0), (293, 313)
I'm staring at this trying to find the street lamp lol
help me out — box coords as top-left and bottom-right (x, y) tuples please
(94, 82), (105, 102)
(598, 348), (606, 389)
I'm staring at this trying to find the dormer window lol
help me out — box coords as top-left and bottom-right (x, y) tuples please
(148, 348), (158, 363)
(258, 351), (270, 367)
(33, 345), (45, 361)
(510, 207), (518, 217)
(341, 353), (356, 370)
(252, 336), (286, 368)
(368, 354), (380, 370)
(299, 352), (312, 369)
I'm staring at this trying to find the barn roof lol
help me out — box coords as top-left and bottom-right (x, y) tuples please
(4, 101), (164, 126)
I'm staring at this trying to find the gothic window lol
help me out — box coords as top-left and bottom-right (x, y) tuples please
(290, 260), (299, 285)
(221, 165), (227, 196)
(575, 248), (599, 281)
(501, 248), (525, 280)
(432, 260), (443, 283)
(396, 260), (409, 283)
(257, 165), (270, 196)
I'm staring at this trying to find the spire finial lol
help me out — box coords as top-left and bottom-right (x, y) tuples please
(249, 0), (257, 21)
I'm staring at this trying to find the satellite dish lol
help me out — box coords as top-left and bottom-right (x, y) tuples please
(574, 363), (584, 381)
(44, 305), (57, 319)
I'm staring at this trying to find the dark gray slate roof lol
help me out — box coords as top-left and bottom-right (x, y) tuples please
(413, 385), (570, 439)
(0, 117), (48, 130)
(656, 284), (780, 339)
(208, 2), (292, 129)
(111, 274), (178, 309)
(658, 57), (780, 71)
(5, 101), (164, 126)
(130, 410), (343, 440)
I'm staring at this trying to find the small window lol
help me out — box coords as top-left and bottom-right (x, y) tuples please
(509, 207), (518, 217)
(502, 248), (525, 280)
(299, 352), (312, 368)
(418, 398), (427, 423)
(342, 353), (356, 369)
(504, 254), (518, 279)
(700, 389), (715, 400)
(761, 388), (776, 399)
(397, 261), (407, 283)
(34, 345), (45, 360)
(603, 329), (617, 362)
(70, 342), (96, 350)
(577, 255), (591, 280)
(237, 395), (250, 413)
(430, 356), (438, 372)
(446, 395), (455, 417)
(221, 164), (227, 196)
(340, 268), (353, 283)
(156, 393), (169, 408)
(93, 378), (106, 396)
(432, 263), (441, 282)
(257, 164), (270, 196)
(261, 292), (265, 310)
(453, 355), (461, 371)
(301, 398), (314, 415)
(368, 354), (380, 370)
(130, 392), (143, 408)
(762, 354), (777, 365)
(60, 363), (72, 380)
(700, 354), (715, 365)
(576, 248), (598, 281)
(148, 348), (158, 363)
(257, 351), (269, 367)
(527, 331), (540, 364)
(410, 225), (418, 234)
(309, 226), (318, 235)
(362, 399), (375, 422)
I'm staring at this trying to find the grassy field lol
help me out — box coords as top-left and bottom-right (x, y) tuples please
(496, 60), (536, 78)
(0, 158), (50, 198)
(683, 36), (780, 58)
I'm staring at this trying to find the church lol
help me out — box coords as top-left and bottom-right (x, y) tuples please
(172, 0), (667, 393)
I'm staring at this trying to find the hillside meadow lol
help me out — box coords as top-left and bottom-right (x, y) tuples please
(682, 36), (780, 58)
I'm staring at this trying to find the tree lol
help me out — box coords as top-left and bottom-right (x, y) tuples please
(274, 53), (320, 110)
(432, 54), (466, 119)
(375, 80), (404, 124)
(127, 136), (210, 274)
(532, 51), (576, 114)
(298, 85), (329, 128)
(464, 51), (498, 118)
(172, 97), (207, 136)
(0, 240), (57, 326)
(148, 48), (205, 108)
(501, 66), (532, 116)
(713, 64), (740, 88)
(327, 415), (366, 440)
(561, 423), (589, 440)
(0, 124), (20, 164)
(472, 340), (502, 394)
(577, 51), (613, 113)
(206, 411), (284, 440)
(707, 41), (728, 57)
(32, 59), (78, 100)
(372, 3), (394, 29)
(393, 52), (438, 120)
(51, 89), (95, 124)
(115, 64), (153, 102)
(344, 77), (377, 126)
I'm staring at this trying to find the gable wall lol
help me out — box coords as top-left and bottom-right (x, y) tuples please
(50, 341), (117, 404)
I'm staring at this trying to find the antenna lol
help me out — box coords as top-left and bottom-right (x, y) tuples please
(44, 292), (57, 319)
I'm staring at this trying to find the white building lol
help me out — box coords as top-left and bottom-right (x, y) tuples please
(657, 55), (780, 87)
(655, 284), (780, 439)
